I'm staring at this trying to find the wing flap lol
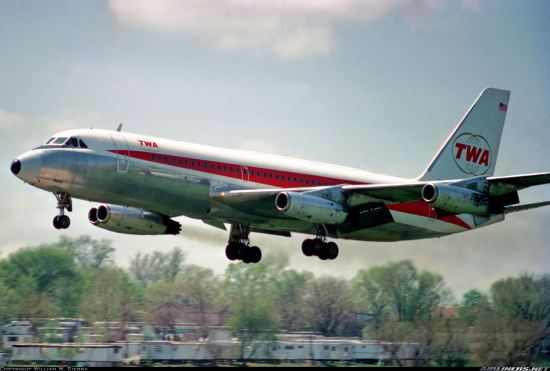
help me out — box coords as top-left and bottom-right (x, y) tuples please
(341, 183), (425, 207)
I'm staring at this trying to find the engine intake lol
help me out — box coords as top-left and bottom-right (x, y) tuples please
(275, 192), (347, 224)
(88, 204), (181, 235)
(422, 183), (489, 215)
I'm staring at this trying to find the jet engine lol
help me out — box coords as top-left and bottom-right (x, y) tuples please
(88, 204), (181, 235)
(275, 192), (348, 224)
(422, 183), (489, 215)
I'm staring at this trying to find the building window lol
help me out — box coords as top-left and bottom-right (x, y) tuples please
(284, 345), (294, 350)
(155, 345), (161, 352)
(113, 348), (119, 354)
(8, 336), (17, 342)
(323, 346), (329, 350)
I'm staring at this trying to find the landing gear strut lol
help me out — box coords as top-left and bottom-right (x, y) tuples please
(52, 192), (72, 230)
(225, 225), (262, 264)
(301, 224), (339, 260)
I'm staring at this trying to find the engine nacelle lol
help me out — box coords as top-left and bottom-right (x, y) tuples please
(275, 192), (347, 224)
(88, 204), (181, 235)
(421, 183), (489, 215)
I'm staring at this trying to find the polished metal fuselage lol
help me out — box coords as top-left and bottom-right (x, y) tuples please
(16, 128), (504, 241)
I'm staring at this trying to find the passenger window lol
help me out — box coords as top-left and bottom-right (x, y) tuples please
(151, 154), (155, 160)
(78, 139), (88, 148)
(217, 165), (221, 171)
(157, 155), (162, 161)
(236, 168), (240, 174)
(229, 167), (233, 173)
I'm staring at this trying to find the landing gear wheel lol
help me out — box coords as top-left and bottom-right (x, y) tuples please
(240, 244), (252, 264)
(53, 216), (61, 229)
(302, 239), (316, 256)
(317, 242), (330, 260)
(250, 246), (262, 263)
(225, 242), (240, 260)
(59, 215), (70, 229)
(326, 242), (339, 260)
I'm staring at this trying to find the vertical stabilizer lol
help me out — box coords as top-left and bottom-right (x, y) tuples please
(419, 88), (510, 181)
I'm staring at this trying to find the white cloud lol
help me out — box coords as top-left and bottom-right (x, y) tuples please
(108, 0), (469, 59)
(0, 108), (26, 130)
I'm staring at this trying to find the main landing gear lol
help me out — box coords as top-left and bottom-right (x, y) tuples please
(225, 225), (262, 264)
(301, 225), (339, 260)
(52, 191), (72, 230)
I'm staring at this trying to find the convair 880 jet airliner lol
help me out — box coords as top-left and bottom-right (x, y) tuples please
(10, 88), (550, 263)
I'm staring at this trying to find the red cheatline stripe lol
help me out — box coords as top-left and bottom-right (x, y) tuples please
(109, 150), (471, 230)
(387, 201), (471, 230)
(108, 149), (364, 188)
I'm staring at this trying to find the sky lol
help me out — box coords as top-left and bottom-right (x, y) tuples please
(1, 0), (549, 299)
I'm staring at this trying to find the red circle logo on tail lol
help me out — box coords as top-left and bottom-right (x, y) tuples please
(452, 133), (491, 175)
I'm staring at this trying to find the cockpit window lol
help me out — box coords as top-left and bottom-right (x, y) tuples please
(66, 137), (79, 148)
(44, 137), (55, 144)
(78, 139), (88, 148)
(53, 137), (68, 144)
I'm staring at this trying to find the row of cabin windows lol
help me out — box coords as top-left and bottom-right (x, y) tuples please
(150, 154), (336, 186)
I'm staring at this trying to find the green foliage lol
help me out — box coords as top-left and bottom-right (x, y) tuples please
(79, 267), (141, 322)
(305, 276), (355, 336)
(224, 255), (282, 359)
(458, 289), (489, 325)
(353, 260), (450, 324)
(0, 245), (83, 317)
(129, 247), (185, 286)
(43, 235), (115, 269)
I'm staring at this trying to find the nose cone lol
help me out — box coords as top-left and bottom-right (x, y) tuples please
(10, 159), (21, 175)
(12, 151), (42, 184)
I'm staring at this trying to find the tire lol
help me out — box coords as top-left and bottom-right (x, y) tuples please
(326, 242), (339, 260)
(317, 242), (330, 260)
(225, 242), (240, 260)
(240, 244), (252, 264)
(301, 239), (316, 256)
(53, 216), (61, 229)
(59, 215), (70, 229)
(250, 246), (262, 263)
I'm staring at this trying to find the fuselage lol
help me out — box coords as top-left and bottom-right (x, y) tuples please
(12, 128), (504, 241)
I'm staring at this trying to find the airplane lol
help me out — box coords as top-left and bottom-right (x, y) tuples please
(10, 88), (550, 264)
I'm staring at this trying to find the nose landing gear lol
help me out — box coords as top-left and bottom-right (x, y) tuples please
(52, 192), (72, 230)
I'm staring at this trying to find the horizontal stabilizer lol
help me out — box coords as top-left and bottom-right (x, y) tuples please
(505, 201), (550, 214)
(488, 172), (550, 189)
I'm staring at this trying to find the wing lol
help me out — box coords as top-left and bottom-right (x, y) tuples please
(210, 172), (550, 222)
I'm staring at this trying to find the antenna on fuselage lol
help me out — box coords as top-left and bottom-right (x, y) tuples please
(116, 123), (123, 132)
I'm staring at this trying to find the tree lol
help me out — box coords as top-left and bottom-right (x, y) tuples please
(129, 247), (185, 286)
(353, 260), (451, 324)
(471, 274), (550, 366)
(305, 276), (355, 336)
(271, 269), (313, 331)
(48, 235), (115, 269)
(223, 255), (282, 361)
(79, 267), (141, 324)
(458, 289), (489, 326)
(0, 246), (83, 317)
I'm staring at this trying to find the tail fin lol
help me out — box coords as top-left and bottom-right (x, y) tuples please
(419, 87), (510, 181)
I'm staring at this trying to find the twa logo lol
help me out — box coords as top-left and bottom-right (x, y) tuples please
(452, 133), (491, 175)
(137, 139), (159, 151)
